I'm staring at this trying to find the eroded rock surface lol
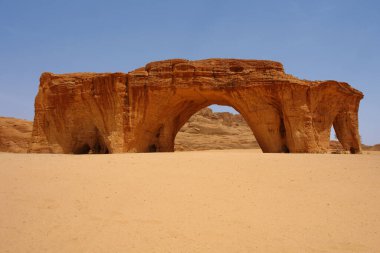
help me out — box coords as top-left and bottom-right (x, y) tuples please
(29, 59), (364, 153)
(175, 108), (259, 151)
(0, 117), (32, 153)
(30, 73), (127, 153)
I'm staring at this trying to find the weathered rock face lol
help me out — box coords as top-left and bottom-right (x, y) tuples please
(30, 73), (127, 153)
(29, 59), (364, 154)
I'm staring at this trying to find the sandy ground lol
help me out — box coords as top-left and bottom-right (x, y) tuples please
(1, 150), (379, 253)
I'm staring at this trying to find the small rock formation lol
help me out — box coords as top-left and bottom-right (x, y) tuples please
(29, 59), (364, 154)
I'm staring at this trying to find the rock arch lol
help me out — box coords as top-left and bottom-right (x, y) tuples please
(29, 59), (364, 154)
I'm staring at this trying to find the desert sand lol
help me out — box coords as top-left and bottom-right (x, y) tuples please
(1, 150), (379, 253)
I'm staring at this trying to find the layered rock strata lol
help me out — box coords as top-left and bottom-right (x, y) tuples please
(175, 108), (259, 151)
(29, 59), (364, 154)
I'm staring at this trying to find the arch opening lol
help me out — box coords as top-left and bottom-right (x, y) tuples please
(136, 93), (289, 153)
(174, 105), (260, 152)
(329, 126), (344, 154)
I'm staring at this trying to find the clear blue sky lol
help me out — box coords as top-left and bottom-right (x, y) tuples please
(1, 0), (379, 144)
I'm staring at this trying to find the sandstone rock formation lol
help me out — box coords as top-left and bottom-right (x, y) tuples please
(2, 110), (259, 153)
(29, 59), (364, 154)
(4, 111), (377, 153)
(0, 117), (32, 153)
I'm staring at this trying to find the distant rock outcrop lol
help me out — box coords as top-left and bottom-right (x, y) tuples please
(0, 117), (32, 153)
(362, 144), (380, 151)
(27, 58), (364, 153)
(175, 108), (259, 151)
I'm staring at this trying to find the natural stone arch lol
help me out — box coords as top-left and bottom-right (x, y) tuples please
(29, 59), (364, 154)
(126, 90), (286, 153)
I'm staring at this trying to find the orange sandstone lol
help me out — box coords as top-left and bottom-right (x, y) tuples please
(29, 59), (363, 154)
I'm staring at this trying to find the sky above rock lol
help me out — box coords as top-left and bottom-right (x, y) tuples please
(0, 0), (379, 144)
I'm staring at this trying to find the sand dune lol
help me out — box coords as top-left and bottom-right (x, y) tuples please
(1, 150), (379, 252)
